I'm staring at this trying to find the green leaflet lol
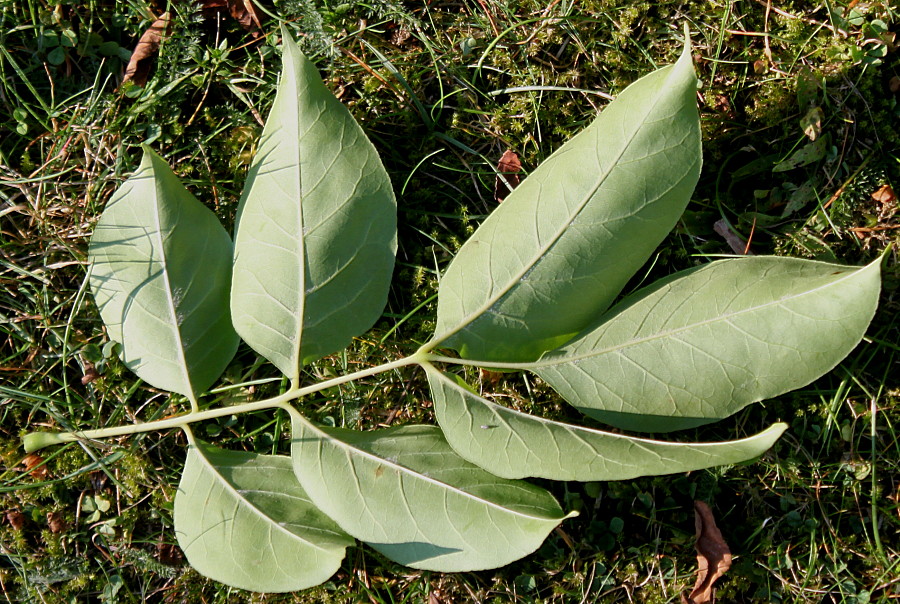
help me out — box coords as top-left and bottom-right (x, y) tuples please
(174, 439), (353, 593)
(430, 37), (701, 362)
(231, 32), (397, 382)
(534, 256), (882, 432)
(288, 408), (575, 572)
(425, 364), (787, 481)
(88, 146), (238, 401)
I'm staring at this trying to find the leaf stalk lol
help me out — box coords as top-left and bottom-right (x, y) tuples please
(23, 353), (427, 453)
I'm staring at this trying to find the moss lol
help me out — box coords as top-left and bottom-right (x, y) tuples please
(2, 1), (899, 601)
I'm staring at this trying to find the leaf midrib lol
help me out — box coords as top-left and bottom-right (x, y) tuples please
(287, 42), (306, 384)
(149, 163), (193, 400)
(433, 366), (781, 450)
(297, 414), (564, 522)
(530, 263), (868, 369)
(434, 60), (687, 348)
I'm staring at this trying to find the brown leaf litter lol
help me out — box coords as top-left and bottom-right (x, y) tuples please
(494, 149), (521, 203)
(122, 12), (171, 87)
(682, 500), (732, 604)
(197, 0), (264, 32)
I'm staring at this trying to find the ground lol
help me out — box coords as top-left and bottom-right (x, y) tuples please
(1, 1), (898, 602)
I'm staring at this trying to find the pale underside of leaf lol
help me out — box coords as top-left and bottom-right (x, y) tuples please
(288, 408), (575, 572)
(174, 440), (352, 593)
(425, 364), (787, 481)
(431, 37), (701, 363)
(230, 33), (396, 381)
(88, 147), (238, 400)
(534, 256), (882, 432)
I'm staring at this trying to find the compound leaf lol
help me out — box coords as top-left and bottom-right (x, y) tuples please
(534, 256), (881, 432)
(431, 37), (700, 362)
(174, 439), (353, 593)
(288, 408), (575, 572)
(88, 146), (238, 400)
(425, 364), (787, 481)
(231, 32), (396, 382)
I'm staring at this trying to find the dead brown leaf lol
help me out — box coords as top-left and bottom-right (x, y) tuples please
(47, 511), (67, 534)
(872, 184), (898, 222)
(479, 368), (503, 386)
(872, 184), (897, 205)
(494, 149), (521, 203)
(712, 219), (753, 255)
(6, 509), (26, 530)
(389, 25), (412, 47)
(682, 501), (732, 604)
(157, 540), (184, 565)
(890, 76), (900, 95)
(81, 361), (100, 385)
(22, 453), (50, 479)
(197, 0), (263, 32)
(122, 12), (171, 87)
(227, 0), (263, 31)
(712, 94), (732, 116)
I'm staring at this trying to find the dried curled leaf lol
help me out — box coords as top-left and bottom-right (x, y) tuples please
(712, 219), (751, 255)
(682, 501), (732, 604)
(47, 511), (67, 534)
(22, 453), (49, 479)
(198, 0), (263, 31)
(873, 184), (897, 207)
(122, 13), (171, 87)
(494, 149), (521, 202)
(6, 510), (26, 531)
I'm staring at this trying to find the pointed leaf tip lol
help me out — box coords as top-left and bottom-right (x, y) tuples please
(288, 409), (572, 572)
(432, 38), (701, 362)
(682, 23), (692, 56)
(427, 365), (787, 481)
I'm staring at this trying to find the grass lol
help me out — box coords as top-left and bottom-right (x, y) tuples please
(1, 0), (899, 602)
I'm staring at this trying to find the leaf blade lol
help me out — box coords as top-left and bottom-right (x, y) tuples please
(432, 39), (701, 362)
(426, 364), (787, 481)
(231, 33), (397, 380)
(534, 256), (881, 432)
(288, 408), (574, 572)
(174, 441), (353, 593)
(88, 147), (238, 399)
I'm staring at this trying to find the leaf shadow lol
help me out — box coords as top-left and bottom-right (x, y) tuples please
(368, 541), (462, 567)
